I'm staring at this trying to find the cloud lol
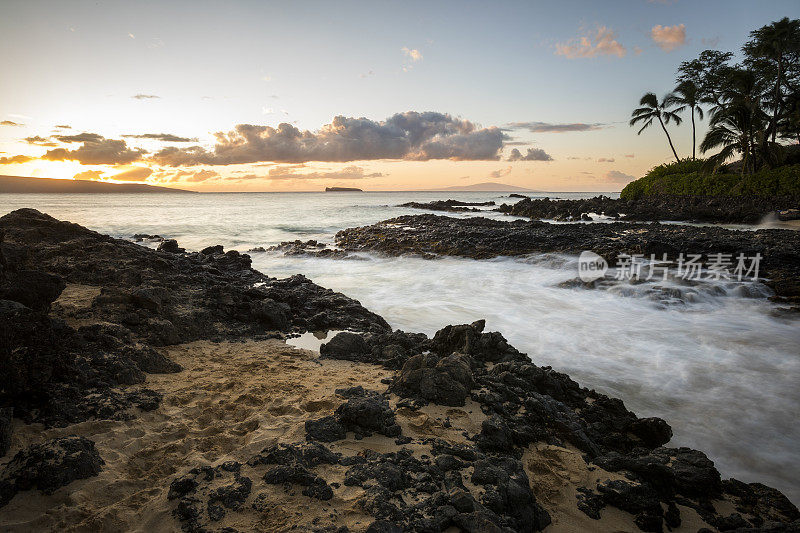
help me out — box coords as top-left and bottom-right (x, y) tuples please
(1, 120), (22, 127)
(488, 166), (512, 179)
(42, 136), (146, 165)
(506, 121), (605, 133)
(401, 47), (423, 71)
(109, 167), (153, 182)
(507, 148), (553, 161)
(132, 94), (160, 100)
(185, 169), (218, 182)
(73, 170), (104, 180)
(651, 24), (686, 52)
(596, 157), (615, 162)
(624, 154), (635, 158)
(579, 170), (636, 185)
(54, 132), (104, 143)
(0, 155), (34, 164)
(152, 112), (505, 166)
(24, 136), (57, 147)
(555, 26), (626, 59)
(152, 169), (220, 183)
(401, 47), (422, 62)
(54, 124), (71, 129)
(601, 170), (636, 184)
(225, 173), (261, 181)
(122, 133), (198, 142)
(267, 165), (383, 180)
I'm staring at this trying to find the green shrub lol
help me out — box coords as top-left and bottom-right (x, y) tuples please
(620, 162), (800, 199)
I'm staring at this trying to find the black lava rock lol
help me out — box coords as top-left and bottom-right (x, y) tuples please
(390, 353), (474, 407)
(0, 436), (104, 507)
(0, 407), (12, 458)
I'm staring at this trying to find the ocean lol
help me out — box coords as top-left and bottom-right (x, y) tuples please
(2, 190), (799, 502)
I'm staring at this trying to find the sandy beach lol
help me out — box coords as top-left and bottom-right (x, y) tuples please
(2, 209), (798, 532)
(0, 315), (729, 532)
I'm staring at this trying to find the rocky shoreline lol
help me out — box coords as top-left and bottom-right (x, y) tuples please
(500, 195), (800, 224)
(399, 200), (497, 213)
(334, 214), (800, 309)
(401, 196), (800, 224)
(1, 208), (799, 532)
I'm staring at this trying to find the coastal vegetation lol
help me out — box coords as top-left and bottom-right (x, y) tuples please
(630, 17), (800, 173)
(620, 160), (800, 199)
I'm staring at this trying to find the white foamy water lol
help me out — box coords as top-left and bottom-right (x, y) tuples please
(1, 191), (798, 503)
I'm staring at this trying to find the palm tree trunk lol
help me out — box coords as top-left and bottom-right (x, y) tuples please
(771, 57), (783, 143)
(740, 140), (749, 177)
(658, 116), (680, 162)
(691, 109), (696, 160)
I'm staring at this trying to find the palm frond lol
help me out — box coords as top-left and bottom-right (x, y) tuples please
(700, 123), (737, 152)
(631, 107), (655, 117)
(695, 106), (705, 120)
(663, 112), (683, 126)
(629, 111), (655, 126)
(705, 144), (738, 167)
(638, 92), (659, 108)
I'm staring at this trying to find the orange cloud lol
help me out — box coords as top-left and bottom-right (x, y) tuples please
(42, 137), (145, 165)
(601, 170), (635, 184)
(555, 26), (626, 59)
(0, 155), (34, 164)
(109, 167), (153, 181)
(73, 170), (104, 180)
(401, 47), (422, 62)
(651, 24), (686, 52)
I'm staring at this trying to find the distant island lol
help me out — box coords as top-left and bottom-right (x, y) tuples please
(428, 181), (538, 192)
(325, 186), (363, 192)
(0, 175), (194, 194)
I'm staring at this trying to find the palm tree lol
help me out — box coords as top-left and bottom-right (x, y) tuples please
(778, 90), (800, 144)
(712, 68), (786, 170)
(700, 99), (782, 174)
(700, 103), (758, 174)
(743, 17), (800, 143)
(666, 81), (704, 159)
(630, 92), (683, 162)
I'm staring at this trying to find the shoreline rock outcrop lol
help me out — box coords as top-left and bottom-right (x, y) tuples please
(497, 195), (799, 224)
(333, 214), (800, 308)
(0, 208), (798, 532)
(399, 199), (496, 213)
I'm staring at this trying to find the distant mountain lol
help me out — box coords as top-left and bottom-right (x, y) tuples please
(0, 175), (194, 193)
(429, 182), (539, 192)
(325, 186), (363, 192)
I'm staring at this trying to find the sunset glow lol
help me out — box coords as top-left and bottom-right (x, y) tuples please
(1, 0), (796, 191)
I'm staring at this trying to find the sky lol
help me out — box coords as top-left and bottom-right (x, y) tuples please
(0, 0), (797, 192)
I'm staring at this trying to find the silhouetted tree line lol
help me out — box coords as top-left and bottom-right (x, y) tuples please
(631, 17), (800, 174)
